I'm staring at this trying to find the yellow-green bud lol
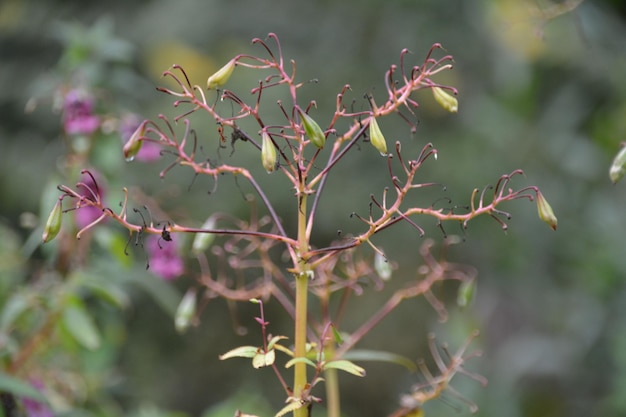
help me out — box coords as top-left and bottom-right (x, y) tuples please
(123, 120), (147, 162)
(191, 216), (217, 254)
(298, 108), (326, 148)
(457, 278), (476, 308)
(536, 191), (557, 231)
(369, 116), (388, 155)
(207, 59), (236, 90)
(42, 199), (63, 243)
(432, 86), (458, 113)
(609, 144), (626, 184)
(261, 131), (277, 173)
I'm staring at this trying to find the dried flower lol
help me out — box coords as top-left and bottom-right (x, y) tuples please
(62, 89), (100, 135)
(207, 59), (236, 90)
(75, 171), (106, 229)
(431, 86), (458, 113)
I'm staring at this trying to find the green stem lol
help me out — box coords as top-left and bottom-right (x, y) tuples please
(294, 194), (309, 417)
(325, 346), (340, 417)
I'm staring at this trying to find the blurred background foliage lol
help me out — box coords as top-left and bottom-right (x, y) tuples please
(2, 0), (626, 416)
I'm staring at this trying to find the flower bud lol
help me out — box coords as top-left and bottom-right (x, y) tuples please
(457, 279), (476, 308)
(297, 108), (326, 148)
(432, 86), (458, 113)
(123, 120), (147, 162)
(369, 116), (388, 155)
(609, 144), (626, 184)
(536, 191), (557, 231)
(42, 199), (63, 243)
(207, 59), (236, 90)
(261, 131), (277, 173)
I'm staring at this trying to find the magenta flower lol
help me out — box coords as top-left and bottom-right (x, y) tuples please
(22, 380), (53, 417)
(62, 89), (100, 135)
(120, 114), (162, 162)
(146, 234), (184, 280)
(75, 170), (106, 230)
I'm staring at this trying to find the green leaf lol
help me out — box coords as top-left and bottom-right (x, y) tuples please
(267, 335), (288, 350)
(343, 349), (417, 372)
(0, 374), (49, 404)
(284, 357), (316, 369)
(219, 346), (258, 360)
(61, 296), (101, 350)
(322, 359), (366, 377)
(252, 349), (275, 368)
(0, 291), (31, 333)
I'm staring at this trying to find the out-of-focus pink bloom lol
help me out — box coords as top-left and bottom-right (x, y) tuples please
(120, 114), (162, 162)
(146, 234), (184, 280)
(22, 380), (53, 417)
(63, 89), (100, 135)
(75, 170), (106, 229)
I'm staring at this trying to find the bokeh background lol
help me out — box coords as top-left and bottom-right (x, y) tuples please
(2, 0), (626, 416)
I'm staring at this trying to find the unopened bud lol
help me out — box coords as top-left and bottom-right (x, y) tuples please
(536, 191), (557, 231)
(207, 59), (236, 90)
(123, 120), (147, 162)
(457, 279), (476, 308)
(374, 251), (392, 280)
(298, 108), (326, 149)
(609, 144), (626, 184)
(432, 86), (458, 113)
(261, 131), (277, 173)
(369, 116), (388, 155)
(42, 199), (63, 243)
(175, 288), (197, 333)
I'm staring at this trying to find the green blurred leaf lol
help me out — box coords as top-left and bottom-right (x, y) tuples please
(0, 291), (31, 333)
(61, 296), (101, 350)
(322, 359), (366, 377)
(0, 374), (48, 403)
(343, 349), (417, 372)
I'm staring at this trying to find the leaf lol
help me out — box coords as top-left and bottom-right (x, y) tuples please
(267, 335), (288, 350)
(322, 359), (366, 377)
(284, 357), (316, 369)
(0, 374), (49, 403)
(344, 349), (417, 372)
(252, 349), (275, 368)
(219, 346), (258, 360)
(61, 296), (101, 350)
(274, 401), (303, 417)
(0, 291), (31, 333)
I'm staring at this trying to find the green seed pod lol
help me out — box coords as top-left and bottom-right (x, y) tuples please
(191, 216), (217, 254)
(123, 120), (147, 162)
(207, 59), (236, 90)
(369, 116), (388, 155)
(42, 199), (63, 243)
(536, 191), (557, 231)
(609, 144), (626, 184)
(374, 251), (392, 280)
(261, 131), (277, 173)
(298, 108), (326, 148)
(432, 86), (458, 113)
(175, 288), (197, 334)
(457, 278), (476, 308)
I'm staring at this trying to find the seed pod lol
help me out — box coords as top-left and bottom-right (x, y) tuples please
(42, 199), (63, 243)
(609, 144), (626, 184)
(374, 251), (392, 280)
(369, 116), (388, 155)
(207, 59), (236, 90)
(175, 288), (197, 334)
(536, 191), (557, 231)
(191, 216), (217, 254)
(432, 86), (458, 113)
(297, 108), (326, 148)
(123, 120), (147, 162)
(457, 279), (476, 308)
(261, 131), (277, 173)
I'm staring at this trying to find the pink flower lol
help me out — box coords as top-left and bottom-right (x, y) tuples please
(63, 89), (100, 135)
(120, 114), (162, 162)
(22, 380), (53, 417)
(146, 234), (184, 280)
